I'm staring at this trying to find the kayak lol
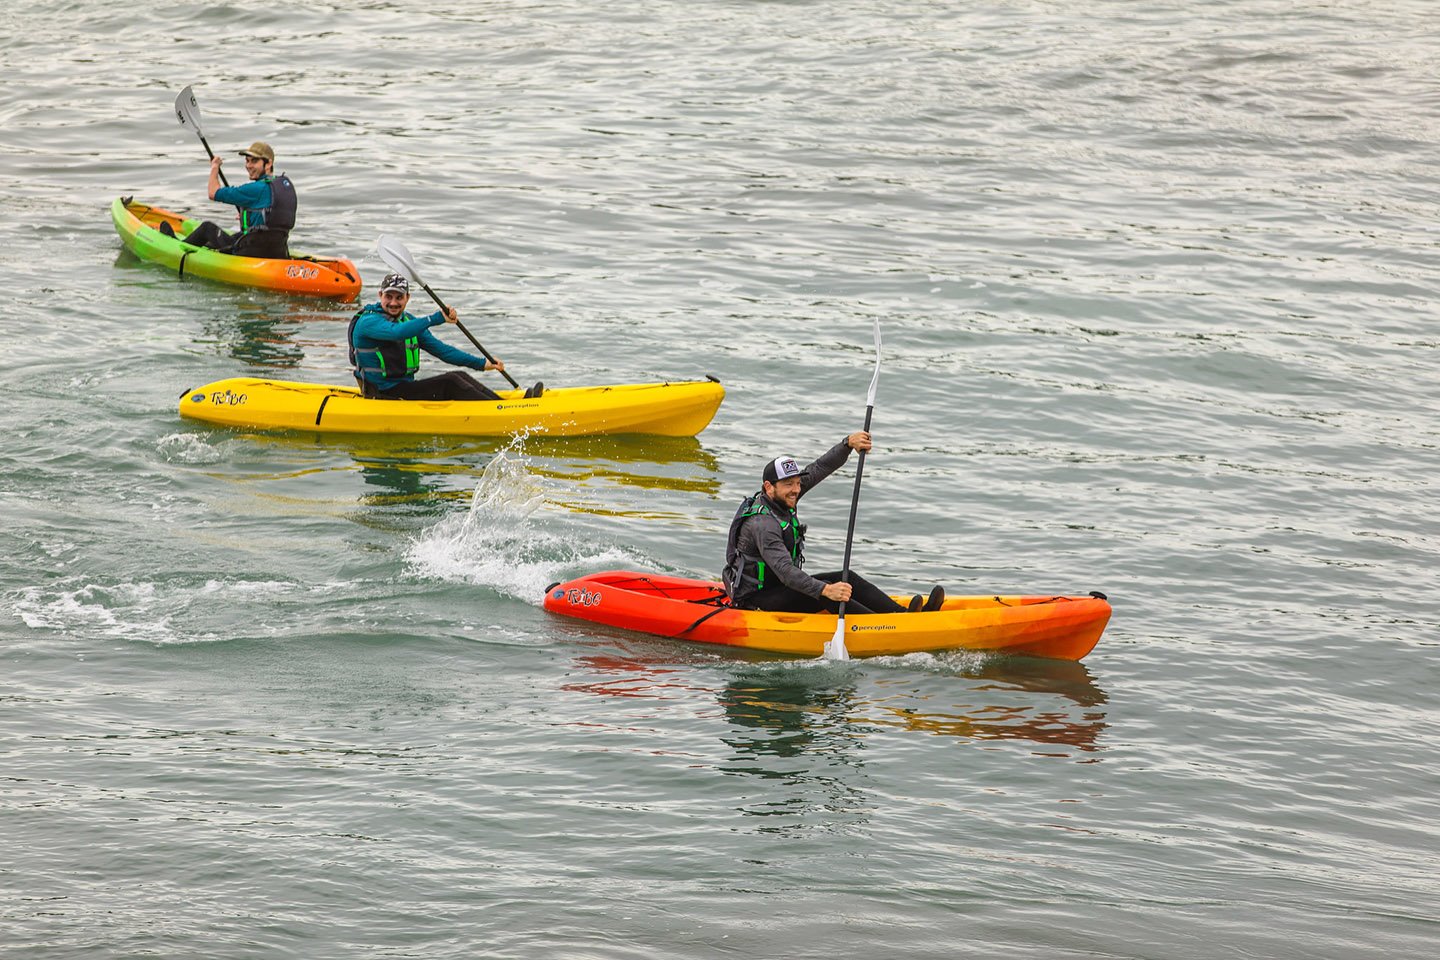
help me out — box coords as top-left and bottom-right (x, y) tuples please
(112, 197), (361, 300)
(544, 571), (1111, 661)
(179, 376), (726, 438)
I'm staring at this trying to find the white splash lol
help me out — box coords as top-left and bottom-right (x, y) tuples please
(156, 431), (226, 464)
(406, 445), (645, 603)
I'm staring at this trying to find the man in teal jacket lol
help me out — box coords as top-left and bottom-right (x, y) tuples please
(348, 273), (542, 401)
(167, 141), (296, 259)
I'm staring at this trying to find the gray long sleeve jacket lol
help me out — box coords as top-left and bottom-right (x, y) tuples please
(726, 439), (854, 599)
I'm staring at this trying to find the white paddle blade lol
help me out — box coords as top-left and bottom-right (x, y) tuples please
(865, 319), (882, 408)
(374, 234), (425, 285)
(174, 85), (202, 134)
(822, 617), (851, 660)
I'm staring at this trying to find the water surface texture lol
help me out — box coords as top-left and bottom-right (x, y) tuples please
(3, 1), (1438, 957)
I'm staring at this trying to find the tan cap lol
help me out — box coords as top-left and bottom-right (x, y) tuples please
(237, 141), (275, 162)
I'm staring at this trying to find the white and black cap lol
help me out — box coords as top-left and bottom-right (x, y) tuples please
(762, 456), (802, 484)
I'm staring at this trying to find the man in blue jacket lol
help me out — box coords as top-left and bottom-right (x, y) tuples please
(348, 273), (543, 401)
(166, 141), (295, 259)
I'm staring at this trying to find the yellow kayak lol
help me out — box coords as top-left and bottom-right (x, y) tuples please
(178, 377), (726, 438)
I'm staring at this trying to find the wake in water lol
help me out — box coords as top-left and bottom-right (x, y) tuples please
(405, 440), (648, 604)
(155, 431), (228, 464)
(10, 575), (327, 645)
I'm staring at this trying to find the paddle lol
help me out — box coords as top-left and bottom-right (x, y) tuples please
(375, 234), (521, 389)
(173, 85), (229, 188)
(822, 319), (883, 662)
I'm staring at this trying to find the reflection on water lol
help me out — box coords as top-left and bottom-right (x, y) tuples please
(716, 671), (871, 826)
(112, 246), (350, 370)
(870, 658), (1109, 753)
(559, 650), (1111, 824)
(210, 430), (723, 516)
(561, 649), (1109, 754)
(561, 651), (708, 700)
(970, 657), (1108, 709)
(718, 673), (867, 766)
(200, 298), (348, 370)
(353, 455), (472, 507)
(526, 434), (721, 472)
(530, 434), (722, 511)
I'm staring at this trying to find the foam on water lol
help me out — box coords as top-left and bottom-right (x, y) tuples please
(155, 431), (227, 464)
(11, 576), (339, 645)
(405, 444), (649, 603)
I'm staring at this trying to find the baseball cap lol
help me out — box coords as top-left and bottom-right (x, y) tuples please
(378, 273), (410, 295)
(762, 456), (802, 484)
(237, 141), (275, 162)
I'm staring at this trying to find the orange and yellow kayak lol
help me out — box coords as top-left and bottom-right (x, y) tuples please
(544, 571), (1111, 661)
(111, 197), (361, 300)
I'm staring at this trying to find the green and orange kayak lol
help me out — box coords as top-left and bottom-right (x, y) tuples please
(111, 197), (361, 300)
(544, 571), (1111, 660)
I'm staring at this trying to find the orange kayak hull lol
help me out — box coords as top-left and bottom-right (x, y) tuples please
(544, 571), (1111, 661)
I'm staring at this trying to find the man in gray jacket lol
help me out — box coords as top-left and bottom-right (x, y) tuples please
(721, 430), (944, 614)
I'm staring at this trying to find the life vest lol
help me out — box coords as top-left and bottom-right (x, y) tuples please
(722, 492), (806, 605)
(348, 308), (420, 383)
(240, 174), (297, 234)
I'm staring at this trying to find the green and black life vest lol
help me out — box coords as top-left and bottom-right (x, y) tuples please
(348, 308), (420, 383)
(722, 491), (807, 604)
(240, 173), (297, 235)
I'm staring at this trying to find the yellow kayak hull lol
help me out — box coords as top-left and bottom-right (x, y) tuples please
(179, 377), (726, 438)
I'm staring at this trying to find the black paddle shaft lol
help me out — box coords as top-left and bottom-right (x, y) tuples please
(196, 134), (230, 188)
(416, 279), (520, 389)
(834, 403), (875, 620)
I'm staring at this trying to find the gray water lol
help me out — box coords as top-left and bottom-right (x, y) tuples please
(2, 1), (1438, 957)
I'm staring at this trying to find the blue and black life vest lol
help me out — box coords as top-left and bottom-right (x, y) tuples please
(240, 173), (297, 234)
(722, 492), (806, 604)
(348, 308), (420, 384)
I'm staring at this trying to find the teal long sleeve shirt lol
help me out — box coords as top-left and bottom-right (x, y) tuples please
(348, 302), (488, 391)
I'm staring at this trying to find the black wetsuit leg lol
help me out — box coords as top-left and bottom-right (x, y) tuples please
(230, 228), (290, 259)
(375, 371), (501, 401)
(744, 570), (901, 615)
(811, 571), (906, 614)
(181, 221), (234, 250)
